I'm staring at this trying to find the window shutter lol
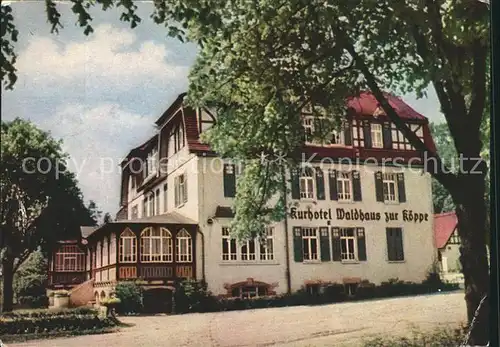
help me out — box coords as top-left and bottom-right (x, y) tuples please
(315, 168), (325, 200)
(293, 227), (303, 262)
(386, 228), (396, 261)
(363, 121), (372, 148)
(223, 164), (236, 197)
(319, 227), (330, 261)
(183, 176), (188, 204)
(331, 227), (341, 261)
(383, 122), (392, 149)
(397, 173), (406, 202)
(356, 228), (367, 261)
(395, 228), (404, 261)
(328, 169), (338, 200)
(352, 171), (362, 201)
(344, 121), (352, 145)
(374, 171), (384, 202)
(291, 168), (300, 200)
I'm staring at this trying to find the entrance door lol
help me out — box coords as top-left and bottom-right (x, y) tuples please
(142, 288), (173, 314)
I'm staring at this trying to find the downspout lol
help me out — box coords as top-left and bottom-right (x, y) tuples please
(282, 165), (292, 294)
(197, 227), (206, 282)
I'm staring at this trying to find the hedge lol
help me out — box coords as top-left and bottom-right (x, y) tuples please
(0, 307), (117, 335)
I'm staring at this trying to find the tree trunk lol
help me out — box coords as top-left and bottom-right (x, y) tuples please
(1, 257), (15, 313)
(454, 169), (490, 345)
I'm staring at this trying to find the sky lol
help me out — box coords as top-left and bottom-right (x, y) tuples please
(1, 2), (445, 218)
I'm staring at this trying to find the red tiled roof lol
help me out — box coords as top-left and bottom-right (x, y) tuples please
(347, 92), (426, 121)
(434, 212), (458, 248)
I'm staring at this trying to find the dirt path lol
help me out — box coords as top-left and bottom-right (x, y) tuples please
(8, 292), (466, 347)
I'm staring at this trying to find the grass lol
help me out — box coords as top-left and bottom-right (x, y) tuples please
(361, 325), (467, 347)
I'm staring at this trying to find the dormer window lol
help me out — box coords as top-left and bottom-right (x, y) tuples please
(168, 122), (185, 157)
(144, 148), (158, 179)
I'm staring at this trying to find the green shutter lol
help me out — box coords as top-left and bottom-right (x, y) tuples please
(293, 227), (303, 262)
(223, 164), (236, 197)
(328, 169), (338, 200)
(374, 171), (384, 202)
(319, 227), (330, 261)
(331, 227), (341, 261)
(352, 170), (362, 201)
(315, 168), (325, 200)
(397, 173), (406, 202)
(395, 228), (404, 261)
(344, 121), (352, 145)
(383, 122), (392, 149)
(357, 228), (367, 261)
(386, 228), (395, 261)
(291, 168), (300, 200)
(363, 121), (372, 148)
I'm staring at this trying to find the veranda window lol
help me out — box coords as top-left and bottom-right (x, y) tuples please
(176, 229), (192, 263)
(54, 245), (85, 272)
(140, 227), (173, 262)
(119, 229), (137, 263)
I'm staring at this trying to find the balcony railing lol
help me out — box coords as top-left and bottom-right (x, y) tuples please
(50, 272), (86, 286)
(116, 264), (193, 281)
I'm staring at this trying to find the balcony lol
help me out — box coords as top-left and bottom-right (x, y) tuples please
(117, 264), (193, 281)
(50, 272), (86, 286)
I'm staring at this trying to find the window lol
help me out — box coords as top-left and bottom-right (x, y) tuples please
(222, 227), (237, 261)
(174, 174), (188, 207)
(143, 149), (158, 179)
(302, 117), (314, 143)
(102, 237), (108, 266)
(119, 229), (137, 263)
(260, 227), (274, 261)
(302, 116), (345, 145)
(382, 173), (398, 202)
(54, 245), (85, 272)
(337, 172), (352, 201)
(329, 128), (345, 145)
(352, 120), (364, 147)
(386, 228), (404, 261)
(391, 123), (424, 150)
(449, 229), (460, 244)
(231, 285), (268, 298)
(131, 205), (138, 219)
(299, 167), (315, 199)
(155, 189), (160, 215)
(340, 228), (357, 261)
(241, 239), (256, 261)
(176, 229), (192, 262)
(148, 193), (154, 216)
(371, 123), (383, 148)
(142, 198), (147, 218)
(168, 123), (185, 156)
(140, 227), (172, 262)
(302, 227), (318, 261)
(163, 183), (168, 213)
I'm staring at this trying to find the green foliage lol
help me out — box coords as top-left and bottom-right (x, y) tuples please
(13, 250), (48, 309)
(114, 282), (143, 314)
(100, 297), (121, 307)
(0, 307), (116, 335)
(362, 325), (467, 347)
(175, 279), (218, 313)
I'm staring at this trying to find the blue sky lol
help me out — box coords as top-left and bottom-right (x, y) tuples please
(1, 2), (445, 218)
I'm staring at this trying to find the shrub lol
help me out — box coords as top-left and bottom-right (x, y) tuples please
(13, 251), (48, 309)
(17, 295), (49, 309)
(114, 282), (143, 314)
(0, 307), (116, 335)
(175, 279), (218, 313)
(322, 283), (347, 303)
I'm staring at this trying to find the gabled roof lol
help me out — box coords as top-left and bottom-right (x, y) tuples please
(80, 226), (97, 239)
(347, 92), (427, 121)
(434, 212), (458, 248)
(121, 211), (197, 225)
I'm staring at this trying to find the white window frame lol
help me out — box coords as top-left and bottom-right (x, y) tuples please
(176, 229), (192, 263)
(259, 227), (274, 261)
(119, 229), (137, 263)
(371, 123), (383, 148)
(299, 168), (315, 199)
(241, 239), (256, 261)
(340, 228), (358, 261)
(352, 120), (365, 147)
(336, 172), (352, 202)
(102, 237), (108, 267)
(222, 227), (237, 261)
(54, 245), (85, 272)
(175, 174), (188, 207)
(382, 173), (398, 202)
(302, 117), (314, 144)
(140, 227), (173, 263)
(302, 115), (345, 146)
(302, 227), (319, 261)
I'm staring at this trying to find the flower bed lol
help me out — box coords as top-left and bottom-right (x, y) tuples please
(0, 307), (117, 336)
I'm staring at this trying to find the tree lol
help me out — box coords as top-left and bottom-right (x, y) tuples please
(103, 213), (113, 224)
(0, 118), (98, 312)
(13, 250), (48, 308)
(0, 0), (491, 344)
